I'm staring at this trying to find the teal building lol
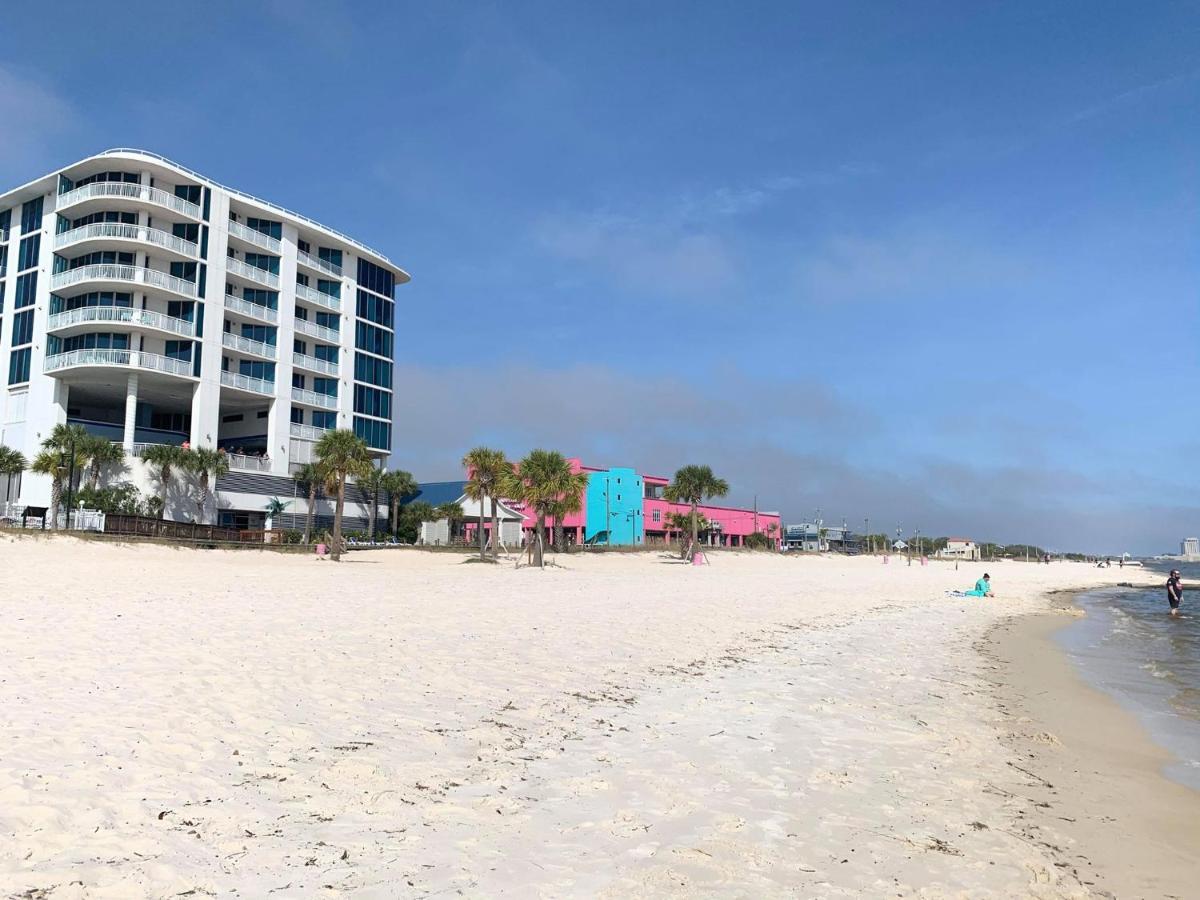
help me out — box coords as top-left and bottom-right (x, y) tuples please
(585, 467), (644, 545)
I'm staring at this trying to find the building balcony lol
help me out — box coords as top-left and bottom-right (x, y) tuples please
(289, 422), (331, 441)
(221, 331), (277, 360)
(291, 386), (338, 410)
(292, 351), (338, 376)
(297, 249), (342, 278)
(224, 256), (280, 288)
(220, 370), (275, 396)
(47, 306), (196, 339)
(227, 219), (282, 253)
(56, 181), (202, 220)
(294, 281), (340, 311)
(293, 317), (340, 343)
(51, 264), (197, 300)
(44, 348), (194, 379)
(54, 221), (199, 260)
(223, 293), (279, 324)
(226, 451), (272, 472)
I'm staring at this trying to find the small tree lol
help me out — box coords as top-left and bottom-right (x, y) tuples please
(293, 462), (327, 544)
(0, 445), (27, 504)
(141, 444), (186, 520)
(82, 436), (125, 490)
(30, 450), (79, 528)
(314, 429), (373, 562)
(664, 465), (729, 559)
(506, 450), (587, 568)
(264, 496), (290, 527)
(462, 447), (511, 560)
(185, 447), (230, 523)
(381, 469), (417, 535)
(358, 466), (386, 542)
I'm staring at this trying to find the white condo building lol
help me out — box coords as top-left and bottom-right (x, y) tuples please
(0, 149), (406, 529)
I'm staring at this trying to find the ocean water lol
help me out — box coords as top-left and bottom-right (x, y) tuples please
(1057, 562), (1200, 791)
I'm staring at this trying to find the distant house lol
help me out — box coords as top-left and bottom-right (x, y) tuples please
(403, 481), (525, 547)
(893, 539), (908, 552)
(938, 538), (980, 561)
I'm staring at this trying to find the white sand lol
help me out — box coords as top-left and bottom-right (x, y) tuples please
(0, 537), (1165, 897)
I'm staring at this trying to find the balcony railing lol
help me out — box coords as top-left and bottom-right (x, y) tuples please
(54, 221), (199, 258)
(44, 348), (193, 377)
(293, 318), (340, 343)
(224, 293), (279, 324)
(292, 351), (338, 376)
(290, 422), (331, 441)
(294, 281), (340, 311)
(227, 452), (272, 472)
(220, 370), (275, 395)
(297, 250), (342, 278)
(222, 331), (277, 359)
(50, 264), (197, 299)
(56, 181), (202, 219)
(225, 256), (280, 288)
(291, 386), (338, 410)
(0, 227), (9, 243)
(227, 219), (282, 253)
(47, 305), (195, 338)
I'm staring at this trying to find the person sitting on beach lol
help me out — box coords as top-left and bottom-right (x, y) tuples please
(965, 573), (993, 597)
(1167, 570), (1184, 618)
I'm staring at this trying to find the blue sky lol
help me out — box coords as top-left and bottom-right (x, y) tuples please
(2, 1), (1197, 553)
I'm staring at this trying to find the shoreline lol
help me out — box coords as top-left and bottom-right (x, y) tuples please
(982, 591), (1200, 898)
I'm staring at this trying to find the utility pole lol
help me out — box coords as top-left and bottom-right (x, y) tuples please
(865, 517), (870, 555)
(753, 494), (758, 536)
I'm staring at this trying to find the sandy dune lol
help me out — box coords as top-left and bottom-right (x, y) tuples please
(0, 537), (1165, 897)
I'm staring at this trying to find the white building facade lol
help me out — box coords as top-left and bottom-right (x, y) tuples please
(0, 149), (406, 529)
(937, 538), (980, 560)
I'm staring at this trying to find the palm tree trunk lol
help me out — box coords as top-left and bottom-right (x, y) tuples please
(535, 513), (546, 568)
(390, 495), (399, 534)
(554, 518), (564, 553)
(198, 474), (209, 524)
(159, 468), (170, 520)
(490, 496), (499, 558)
(89, 462), (101, 491)
(331, 474), (346, 562)
(304, 483), (316, 544)
(49, 478), (62, 530)
(367, 484), (377, 542)
(690, 501), (699, 558)
(477, 493), (487, 560)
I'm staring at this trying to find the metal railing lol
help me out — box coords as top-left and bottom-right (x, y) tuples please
(224, 293), (279, 323)
(296, 249), (343, 278)
(294, 281), (340, 310)
(50, 264), (197, 298)
(227, 452), (272, 472)
(290, 422), (330, 441)
(292, 351), (338, 375)
(128, 442), (170, 457)
(224, 256), (280, 288)
(54, 221), (199, 258)
(44, 348), (193, 377)
(220, 370), (275, 395)
(221, 331), (277, 359)
(47, 305), (195, 338)
(293, 317), (340, 342)
(56, 180), (202, 219)
(227, 219), (282, 253)
(292, 386), (338, 409)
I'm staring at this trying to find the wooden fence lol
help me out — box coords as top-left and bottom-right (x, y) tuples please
(103, 515), (267, 544)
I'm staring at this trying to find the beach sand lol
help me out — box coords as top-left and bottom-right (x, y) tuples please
(0, 536), (1193, 897)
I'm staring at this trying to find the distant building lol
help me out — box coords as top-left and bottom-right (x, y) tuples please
(783, 523), (860, 553)
(1182, 537), (1200, 561)
(938, 538), (980, 561)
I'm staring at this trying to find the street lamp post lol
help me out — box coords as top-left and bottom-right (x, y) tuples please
(61, 433), (77, 531)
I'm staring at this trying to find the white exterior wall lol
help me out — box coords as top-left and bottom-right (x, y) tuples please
(0, 149), (405, 523)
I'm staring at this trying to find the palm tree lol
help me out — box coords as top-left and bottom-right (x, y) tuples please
(0, 445), (27, 505)
(37, 424), (90, 528)
(313, 429), (373, 562)
(29, 450), (80, 528)
(264, 496), (290, 536)
(462, 446), (510, 560)
(506, 450), (588, 568)
(548, 492), (585, 551)
(293, 461), (327, 544)
(358, 466), (386, 542)
(436, 502), (465, 542)
(141, 444), (185, 520)
(82, 436), (125, 490)
(664, 465), (729, 559)
(381, 469), (417, 535)
(184, 447), (229, 523)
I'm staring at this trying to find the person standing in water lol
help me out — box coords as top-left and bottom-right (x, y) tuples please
(1167, 570), (1184, 617)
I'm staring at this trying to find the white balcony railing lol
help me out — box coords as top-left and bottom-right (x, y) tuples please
(47, 305), (195, 338)
(128, 442), (170, 457)
(297, 250), (342, 278)
(290, 422), (331, 441)
(44, 348), (193, 377)
(225, 256), (280, 288)
(227, 219), (282, 253)
(227, 452), (272, 472)
(54, 222), (199, 258)
(292, 352), (338, 376)
(293, 318), (340, 343)
(224, 294), (279, 323)
(56, 181), (202, 219)
(294, 281), (340, 311)
(292, 386), (338, 410)
(220, 370), (275, 395)
(50, 264), (197, 299)
(222, 331), (277, 360)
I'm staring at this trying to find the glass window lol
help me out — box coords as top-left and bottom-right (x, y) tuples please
(353, 384), (391, 419)
(17, 235), (40, 271)
(318, 247), (342, 269)
(292, 373), (306, 389)
(246, 218), (282, 240)
(238, 360), (275, 381)
(355, 321), (393, 358)
(314, 343), (337, 362)
(313, 377), (337, 397)
(293, 338), (308, 355)
(164, 340), (192, 361)
(355, 289), (394, 329)
(12, 310), (34, 346)
(317, 279), (340, 298)
(0, 245), (7, 279)
(172, 222), (200, 243)
(73, 211), (136, 228)
(354, 352), (392, 387)
(21, 197), (43, 235)
(170, 261), (197, 282)
(356, 258), (395, 298)
(8, 347), (31, 384)
(353, 415), (391, 451)
(290, 407), (304, 424)
(240, 324), (275, 345)
(69, 250), (134, 269)
(297, 239), (310, 254)
(312, 410), (336, 429)
(315, 311), (340, 331)
(174, 184), (201, 205)
(242, 288), (278, 309)
(15, 273), (37, 309)
(244, 253), (280, 275)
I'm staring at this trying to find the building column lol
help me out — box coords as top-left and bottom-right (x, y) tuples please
(190, 382), (205, 447)
(123, 374), (139, 451)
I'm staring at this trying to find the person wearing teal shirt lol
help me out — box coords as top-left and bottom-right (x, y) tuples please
(965, 573), (993, 597)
